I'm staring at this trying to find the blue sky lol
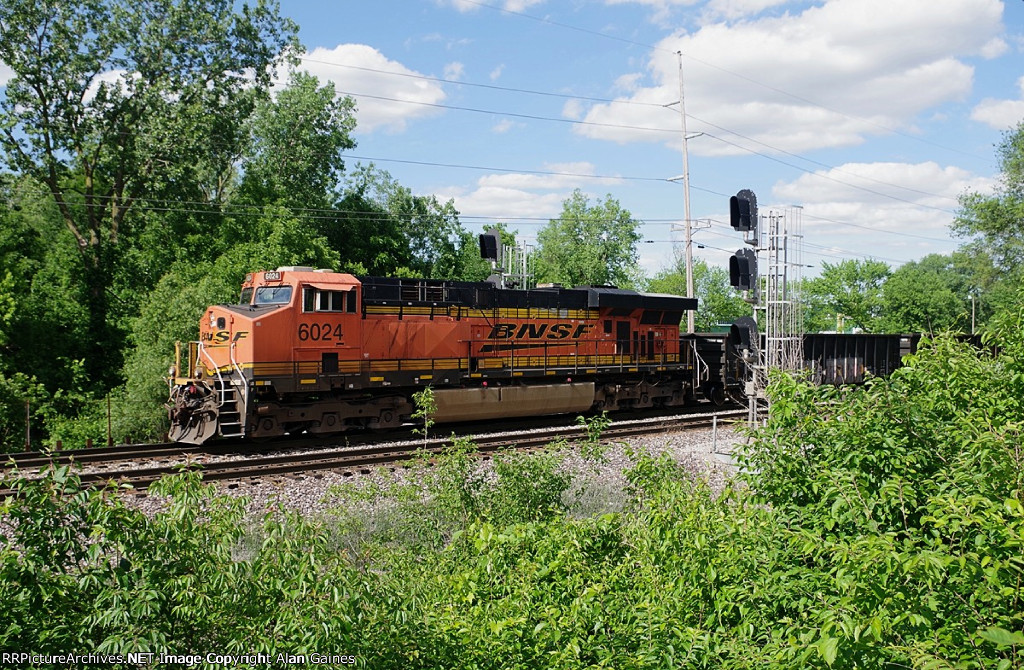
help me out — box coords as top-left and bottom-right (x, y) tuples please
(278, 0), (1024, 278)
(5, 0), (1020, 279)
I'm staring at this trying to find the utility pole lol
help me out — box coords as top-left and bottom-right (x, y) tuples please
(676, 51), (695, 333)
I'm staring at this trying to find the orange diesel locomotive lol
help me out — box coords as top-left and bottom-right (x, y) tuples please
(167, 267), (699, 444)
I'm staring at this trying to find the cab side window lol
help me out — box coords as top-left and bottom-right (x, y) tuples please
(303, 287), (358, 313)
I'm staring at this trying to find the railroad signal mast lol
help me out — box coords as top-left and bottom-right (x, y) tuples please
(727, 190), (804, 424)
(480, 228), (535, 290)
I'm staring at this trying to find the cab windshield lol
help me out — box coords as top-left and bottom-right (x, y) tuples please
(253, 286), (293, 305)
(239, 287), (254, 304)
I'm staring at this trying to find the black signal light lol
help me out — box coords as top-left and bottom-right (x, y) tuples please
(479, 229), (501, 261)
(729, 189), (758, 233)
(729, 248), (757, 290)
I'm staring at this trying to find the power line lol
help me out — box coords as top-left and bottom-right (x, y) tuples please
(336, 89), (678, 136)
(688, 117), (961, 205)
(455, 0), (989, 162)
(800, 213), (951, 243)
(22, 150), (959, 246)
(697, 221), (918, 265)
(337, 89), (964, 215)
(302, 53), (966, 206)
(701, 133), (958, 215)
(299, 56), (668, 110)
(345, 154), (667, 182)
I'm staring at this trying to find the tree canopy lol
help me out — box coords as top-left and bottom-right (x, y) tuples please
(648, 257), (750, 331)
(954, 120), (1024, 317)
(534, 190), (642, 289)
(0, 0), (298, 387)
(802, 259), (890, 332)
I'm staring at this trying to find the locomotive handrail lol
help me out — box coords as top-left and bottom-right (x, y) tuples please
(691, 338), (709, 384)
(229, 340), (248, 434)
(198, 342), (228, 409)
(190, 341), (201, 378)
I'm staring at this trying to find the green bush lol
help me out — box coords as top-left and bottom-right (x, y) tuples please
(0, 468), (366, 665)
(3, 302), (1023, 668)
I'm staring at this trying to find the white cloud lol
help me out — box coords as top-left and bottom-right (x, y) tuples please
(444, 62), (465, 80)
(437, 184), (566, 221)
(298, 44), (447, 133)
(769, 161), (996, 264)
(614, 72), (645, 92)
(489, 64), (505, 81)
(704, 0), (791, 20)
(441, 0), (545, 11)
(605, 0), (702, 26)
(979, 37), (1009, 59)
(476, 162), (623, 190)
(442, 0), (478, 12)
(492, 118), (521, 133)
(0, 62), (14, 86)
(971, 76), (1024, 129)
(84, 69), (139, 102)
(573, 0), (1005, 155)
(503, 0), (546, 10)
(435, 163), (622, 226)
(562, 98), (586, 121)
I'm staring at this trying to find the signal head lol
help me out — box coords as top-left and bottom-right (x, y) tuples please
(729, 189), (758, 233)
(729, 247), (757, 290)
(479, 229), (502, 262)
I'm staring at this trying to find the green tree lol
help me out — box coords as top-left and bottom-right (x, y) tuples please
(802, 259), (890, 332)
(534, 190), (642, 288)
(0, 0), (298, 386)
(648, 256), (750, 330)
(955, 120), (1024, 272)
(236, 71), (357, 211)
(954, 120), (1024, 317)
(327, 165), (474, 278)
(879, 253), (973, 333)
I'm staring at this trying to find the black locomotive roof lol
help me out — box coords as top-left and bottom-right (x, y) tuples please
(358, 276), (697, 312)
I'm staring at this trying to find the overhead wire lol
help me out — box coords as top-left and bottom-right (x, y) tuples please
(18, 43), (969, 267)
(32, 150), (956, 253)
(453, 0), (990, 162)
(330, 86), (964, 213)
(304, 57), (965, 206)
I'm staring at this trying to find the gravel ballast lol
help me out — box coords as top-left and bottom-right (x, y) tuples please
(122, 424), (744, 520)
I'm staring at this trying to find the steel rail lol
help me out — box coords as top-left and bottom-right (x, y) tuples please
(1, 410), (745, 497)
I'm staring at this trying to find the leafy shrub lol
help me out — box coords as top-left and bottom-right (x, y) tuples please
(735, 317), (1024, 667)
(0, 468), (365, 663)
(4, 303), (1023, 668)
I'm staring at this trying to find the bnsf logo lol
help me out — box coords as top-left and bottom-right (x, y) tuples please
(487, 323), (594, 340)
(202, 330), (249, 343)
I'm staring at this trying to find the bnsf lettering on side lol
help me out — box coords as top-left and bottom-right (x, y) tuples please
(202, 330), (249, 343)
(487, 323), (594, 340)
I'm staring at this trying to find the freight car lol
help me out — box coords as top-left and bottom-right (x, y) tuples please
(698, 325), (925, 400)
(167, 267), (701, 444)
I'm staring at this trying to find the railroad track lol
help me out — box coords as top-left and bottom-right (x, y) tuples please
(1, 409), (745, 497)
(4, 404), (741, 471)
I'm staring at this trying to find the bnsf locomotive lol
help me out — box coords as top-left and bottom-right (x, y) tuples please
(167, 267), (706, 444)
